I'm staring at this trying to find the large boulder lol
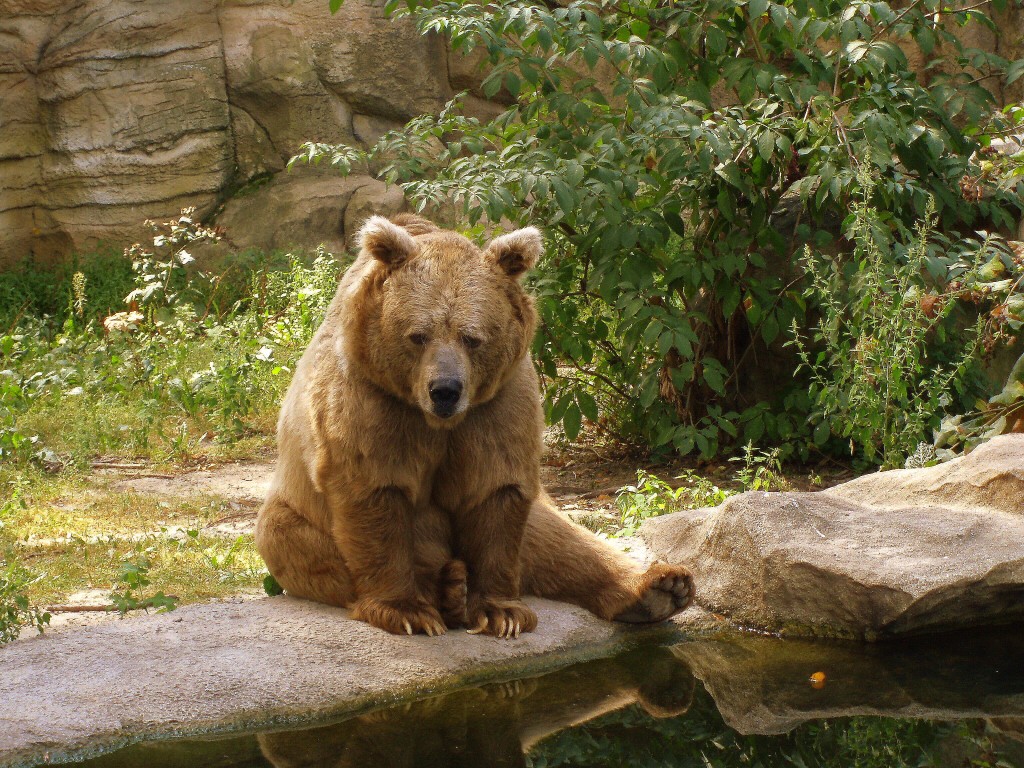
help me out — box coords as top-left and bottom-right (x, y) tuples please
(640, 434), (1024, 640)
(213, 169), (405, 254)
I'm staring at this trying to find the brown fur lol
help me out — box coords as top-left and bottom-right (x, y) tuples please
(254, 215), (693, 638)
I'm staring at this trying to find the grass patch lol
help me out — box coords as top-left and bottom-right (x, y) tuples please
(3, 467), (265, 610)
(20, 531), (265, 607)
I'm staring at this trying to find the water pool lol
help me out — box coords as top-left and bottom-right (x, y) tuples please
(68, 626), (1024, 768)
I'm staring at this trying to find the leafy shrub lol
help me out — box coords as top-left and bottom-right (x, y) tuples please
(0, 555), (50, 644)
(305, 0), (1024, 463)
(0, 213), (343, 465)
(0, 248), (133, 332)
(615, 468), (731, 535)
(124, 208), (220, 317)
(792, 185), (978, 467)
(934, 230), (1024, 456)
(730, 441), (788, 491)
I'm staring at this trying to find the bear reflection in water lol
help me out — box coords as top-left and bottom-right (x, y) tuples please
(257, 646), (695, 768)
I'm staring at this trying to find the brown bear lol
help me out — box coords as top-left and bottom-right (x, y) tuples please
(254, 214), (693, 638)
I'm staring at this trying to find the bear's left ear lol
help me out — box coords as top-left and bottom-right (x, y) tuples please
(485, 227), (543, 280)
(359, 215), (419, 268)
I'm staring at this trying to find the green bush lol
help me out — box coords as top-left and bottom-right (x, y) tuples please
(303, 0), (1024, 463)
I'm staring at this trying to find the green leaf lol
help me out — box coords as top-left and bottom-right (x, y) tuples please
(482, 71), (504, 98)
(1008, 59), (1024, 86)
(563, 404), (583, 440)
(263, 574), (284, 596)
(749, 0), (769, 19)
(703, 363), (726, 395)
(706, 25), (727, 56)
(915, 26), (935, 55)
(813, 419), (830, 446)
(715, 162), (743, 188)
(717, 188), (736, 221)
(552, 179), (575, 216)
(504, 72), (522, 98)
(577, 391), (599, 421)
(769, 3), (789, 28)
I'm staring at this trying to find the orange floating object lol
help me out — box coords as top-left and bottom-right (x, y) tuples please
(809, 671), (826, 688)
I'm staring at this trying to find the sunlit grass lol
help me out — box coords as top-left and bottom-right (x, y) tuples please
(14, 380), (281, 466)
(17, 531), (265, 607)
(1, 465), (267, 610)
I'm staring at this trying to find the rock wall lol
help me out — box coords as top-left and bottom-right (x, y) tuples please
(0, 0), (500, 264)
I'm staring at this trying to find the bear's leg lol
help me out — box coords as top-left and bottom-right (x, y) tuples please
(452, 485), (538, 639)
(520, 498), (693, 623)
(413, 505), (467, 629)
(254, 495), (355, 608)
(332, 487), (448, 636)
(436, 559), (469, 628)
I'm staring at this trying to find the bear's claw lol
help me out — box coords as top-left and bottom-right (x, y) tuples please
(351, 597), (448, 636)
(466, 597), (537, 639)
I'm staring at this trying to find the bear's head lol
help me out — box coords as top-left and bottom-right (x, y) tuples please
(344, 214), (542, 429)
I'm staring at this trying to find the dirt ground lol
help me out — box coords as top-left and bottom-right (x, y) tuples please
(101, 439), (853, 536)
(47, 438), (851, 634)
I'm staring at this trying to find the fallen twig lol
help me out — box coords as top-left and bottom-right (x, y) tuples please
(91, 462), (147, 470)
(578, 486), (623, 500)
(43, 604), (111, 613)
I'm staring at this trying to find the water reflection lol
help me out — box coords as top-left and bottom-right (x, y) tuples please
(673, 626), (1024, 735)
(258, 645), (694, 768)
(74, 628), (1024, 768)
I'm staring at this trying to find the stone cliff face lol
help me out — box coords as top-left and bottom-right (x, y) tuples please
(0, 0), (496, 263)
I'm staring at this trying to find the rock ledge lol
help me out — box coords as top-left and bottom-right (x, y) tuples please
(0, 596), (713, 767)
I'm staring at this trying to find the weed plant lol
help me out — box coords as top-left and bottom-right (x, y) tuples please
(791, 181), (979, 468)
(613, 444), (786, 535)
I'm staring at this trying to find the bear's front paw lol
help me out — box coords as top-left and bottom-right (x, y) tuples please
(466, 596), (537, 639)
(614, 563), (694, 624)
(351, 597), (447, 636)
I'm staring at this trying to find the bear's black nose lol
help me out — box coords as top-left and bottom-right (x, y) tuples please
(429, 379), (463, 417)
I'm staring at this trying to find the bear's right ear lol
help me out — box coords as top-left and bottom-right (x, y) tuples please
(359, 215), (419, 268)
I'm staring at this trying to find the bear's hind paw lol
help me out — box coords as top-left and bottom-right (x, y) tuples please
(438, 559), (468, 628)
(613, 563), (694, 624)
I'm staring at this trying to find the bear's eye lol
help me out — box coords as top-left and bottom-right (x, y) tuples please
(461, 334), (483, 350)
(408, 332), (429, 346)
